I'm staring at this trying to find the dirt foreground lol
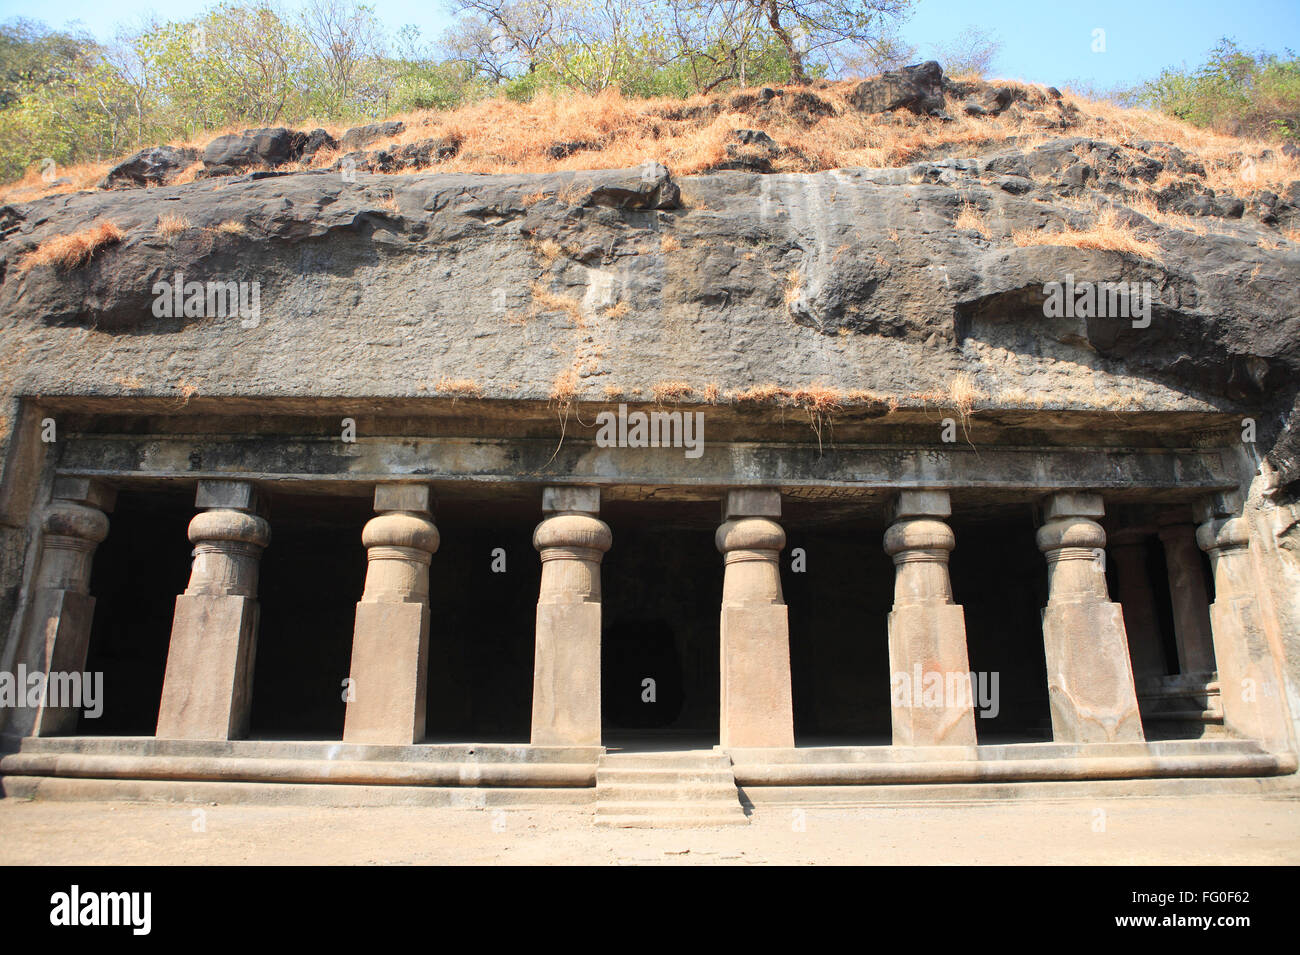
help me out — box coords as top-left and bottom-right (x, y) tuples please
(1, 793), (1296, 865)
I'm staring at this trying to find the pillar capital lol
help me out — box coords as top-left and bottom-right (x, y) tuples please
(1197, 515), (1251, 555)
(542, 485), (601, 515)
(722, 487), (781, 521)
(51, 476), (116, 513)
(184, 482), (268, 599)
(889, 489), (951, 521)
(195, 479), (258, 512)
(1193, 490), (1244, 525)
(373, 483), (432, 515)
(1037, 493), (1109, 601)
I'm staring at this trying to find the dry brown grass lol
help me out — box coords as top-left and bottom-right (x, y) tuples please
(603, 300), (630, 318)
(1120, 194), (1208, 236)
(6, 76), (1297, 229)
(550, 366), (580, 404)
(157, 213), (191, 238)
(435, 377), (484, 399)
(954, 200), (992, 238)
(948, 372), (982, 420)
(532, 237), (565, 264)
(1013, 206), (1164, 261)
(0, 158), (110, 205)
(783, 268), (803, 305)
(171, 379), (200, 406)
(651, 380), (695, 403)
(213, 220), (248, 235)
(529, 282), (586, 325)
(660, 233), (682, 252)
(19, 220), (123, 271)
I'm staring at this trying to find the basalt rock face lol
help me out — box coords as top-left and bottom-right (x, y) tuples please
(201, 127), (309, 175)
(100, 146), (198, 188)
(2, 139), (1299, 490)
(848, 60), (946, 115)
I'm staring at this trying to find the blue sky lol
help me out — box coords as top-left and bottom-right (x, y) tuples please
(2, 0), (1297, 89)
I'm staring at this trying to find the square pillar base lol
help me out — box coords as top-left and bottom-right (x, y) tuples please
(720, 605), (794, 748)
(156, 594), (258, 740)
(888, 603), (978, 746)
(1210, 596), (1288, 743)
(531, 602), (601, 747)
(1041, 598), (1144, 743)
(343, 601), (430, 745)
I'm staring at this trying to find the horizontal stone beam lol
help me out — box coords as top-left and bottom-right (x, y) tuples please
(52, 435), (1237, 491)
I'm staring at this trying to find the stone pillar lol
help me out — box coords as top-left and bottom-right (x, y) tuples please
(1037, 493), (1144, 743)
(530, 487), (610, 747)
(342, 484), (439, 745)
(1107, 527), (1168, 681)
(25, 478), (114, 737)
(156, 480), (269, 740)
(1157, 515), (1217, 676)
(717, 488), (794, 748)
(1196, 495), (1288, 743)
(883, 490), (977, 746)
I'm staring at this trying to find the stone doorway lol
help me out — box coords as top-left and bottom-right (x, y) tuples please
(600, 499), (720, 748)
(80, 487), (191, 736)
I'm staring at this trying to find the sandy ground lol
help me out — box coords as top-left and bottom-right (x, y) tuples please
(1, 793), (1297, 864)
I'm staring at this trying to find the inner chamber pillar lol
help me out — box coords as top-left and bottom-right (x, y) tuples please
(1036, 492), (1144, 743)
(1157, 514), (1217, 677)
(883, 490), (977, 746)
(717, 488), (794, 748)
(156, 480), (269, 740)
(343, 484), (439, 745)
(1107, 526), (1169, 681)
(23, 477), (114, 736)
(1196, 495), (1289, 743)
(530, 487), (610, 746)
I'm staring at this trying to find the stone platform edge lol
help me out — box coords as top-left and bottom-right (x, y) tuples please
(0, 737), (1294, 797)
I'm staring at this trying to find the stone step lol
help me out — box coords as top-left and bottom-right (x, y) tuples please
(595, 801), (747, 818)
(594, 750), (749, 827)
(594, 813), (751, 829)
(598, 753), (731, 770)
(596, 767), (736, 785)
(597, 782), (742, 802)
